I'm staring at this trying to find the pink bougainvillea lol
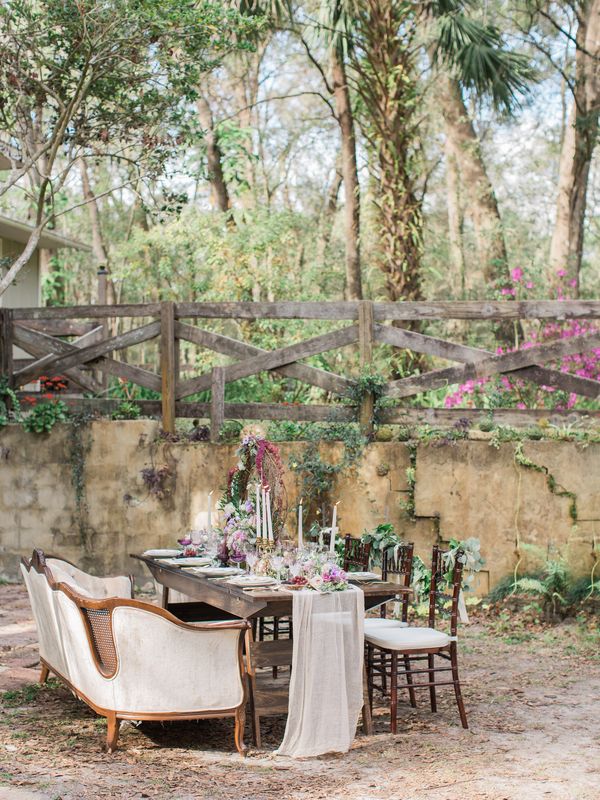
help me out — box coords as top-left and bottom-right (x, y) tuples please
(444, 270), (600, 411)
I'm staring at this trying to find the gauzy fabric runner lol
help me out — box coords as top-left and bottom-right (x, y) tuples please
(276, 586), (365, 758)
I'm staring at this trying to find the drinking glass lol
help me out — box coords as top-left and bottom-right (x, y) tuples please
(245, 551), (258, 574)
(271, 554), (285, 582)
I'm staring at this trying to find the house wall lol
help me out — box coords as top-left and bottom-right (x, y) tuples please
(0, 420), (598, 591)
(0, 237), (40, 308)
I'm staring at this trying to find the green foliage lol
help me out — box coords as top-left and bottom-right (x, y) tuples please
(2, 679), (60, 707)
(491, 561), (572, 616)
(0, 376), (19, 426)
(108, 379), (160, 402)
(361, 523), (405, 567)
(513, 441), (578, 522)
(0, 0), (262, 163)
(432, 1), (536, 112)
(219, 420), (244, 442)
(22, 400), (68, 434)
(411, 555), (432, 603)
(346, 370), (387, 405)
(568, 575), (600, 605)
(290, 423), (366, 526)
(399, 443), (417, 519)
(111, 401), (141, 421)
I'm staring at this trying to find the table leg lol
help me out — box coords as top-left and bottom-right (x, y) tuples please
(362, 663), (373, 735)
(161, 586), (170, 609)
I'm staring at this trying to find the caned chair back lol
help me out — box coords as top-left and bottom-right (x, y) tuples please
(343, 536), (372, 572)
(380, 543), (414, 621)
(428, 545), (464, 636)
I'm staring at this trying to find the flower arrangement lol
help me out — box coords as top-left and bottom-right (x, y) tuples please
(221, 497), (257, 561)
(310, 563), (349, 592)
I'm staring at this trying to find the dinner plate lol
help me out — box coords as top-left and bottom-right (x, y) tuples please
(143, 549), (181, 558)
(227, 575), (278, 588)
(347, 571), (380, 581)
(159, 556), (212, 566)
(192, 566), (244, 577)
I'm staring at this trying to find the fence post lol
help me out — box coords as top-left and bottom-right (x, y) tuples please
(210, 366), (225, 443)
(0, 308), (14, 387)
(96, 265), (109, 390)
(358, 300), (374, 435)
(160, 301), (176, 433)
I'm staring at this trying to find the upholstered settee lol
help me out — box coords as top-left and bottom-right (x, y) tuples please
(21, 550), (250, 754)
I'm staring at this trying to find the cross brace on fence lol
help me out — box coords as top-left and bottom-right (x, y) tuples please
(1, 300), (600, 433)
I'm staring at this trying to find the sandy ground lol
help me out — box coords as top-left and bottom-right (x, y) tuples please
(1, 582), (599, 800)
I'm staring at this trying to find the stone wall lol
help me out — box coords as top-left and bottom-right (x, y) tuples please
(1, 420), (598, 591)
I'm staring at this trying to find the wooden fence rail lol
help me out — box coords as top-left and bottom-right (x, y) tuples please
(2, 300), (600, 438)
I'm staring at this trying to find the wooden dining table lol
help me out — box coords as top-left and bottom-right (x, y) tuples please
(132, 552), (410, 620)
(132, 552), (413, 745)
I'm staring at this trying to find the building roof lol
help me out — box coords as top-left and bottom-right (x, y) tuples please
(0, 214), (91, 251)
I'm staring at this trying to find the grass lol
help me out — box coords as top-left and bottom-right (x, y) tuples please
(1, 679), (61, 707)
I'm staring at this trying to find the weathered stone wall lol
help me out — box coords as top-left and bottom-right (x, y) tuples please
(1, 420), (598, 591)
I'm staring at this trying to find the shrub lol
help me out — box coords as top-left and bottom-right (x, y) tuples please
(111, 401), (141, 420)
(22, 400), (68, 434)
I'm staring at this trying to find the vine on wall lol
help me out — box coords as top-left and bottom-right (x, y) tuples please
(67, 412), (93, 551)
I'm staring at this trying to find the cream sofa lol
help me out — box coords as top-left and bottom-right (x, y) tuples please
(21, 549), (249, 754)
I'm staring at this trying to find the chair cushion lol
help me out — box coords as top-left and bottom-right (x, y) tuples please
(365, 626), (450, 651)
(364, 618), (408, 634)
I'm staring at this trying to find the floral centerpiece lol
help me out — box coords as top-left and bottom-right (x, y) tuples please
(220, 498), (258, 562)
(308, 563), (349, 592)
(284, 549), (349, 592)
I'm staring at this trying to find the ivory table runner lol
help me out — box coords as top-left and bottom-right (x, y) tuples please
(276, 586), (365, 758)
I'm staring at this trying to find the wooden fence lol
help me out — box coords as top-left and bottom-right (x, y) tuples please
(1, 300), (600, 439)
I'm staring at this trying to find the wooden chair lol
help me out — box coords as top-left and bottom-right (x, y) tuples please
(365, 545), (468, 732)
(245, 635), (293, 748)
(364, 543), (415, 704)
(343, 536), (372, 572)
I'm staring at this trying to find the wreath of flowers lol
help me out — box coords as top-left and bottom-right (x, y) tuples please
(219, 435), (287, 559)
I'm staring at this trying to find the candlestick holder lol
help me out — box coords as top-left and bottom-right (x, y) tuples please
(256, 536), (275, 554)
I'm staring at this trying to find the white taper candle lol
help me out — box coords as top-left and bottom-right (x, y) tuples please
(330, 501), (339, 552)
(298, 498), (303, 550)
(207, 490), (213, 532)
(266, 489), (274, 542)
(255, 483), (261, 539)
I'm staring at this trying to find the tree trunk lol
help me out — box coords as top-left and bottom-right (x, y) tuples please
(439, 76), (508, 288)
(196, 96), (232, 215)
(549, 0), (600, 294)
(79, 159), (116, 304)
(445, 136), (466, 298)
(331, 51), (363, 301)
(352, 3), (423, 303)
(316, 159), (343, 267)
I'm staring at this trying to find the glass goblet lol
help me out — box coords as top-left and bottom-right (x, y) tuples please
(271, 554), (285, 582)
(245, 551), (258, 574)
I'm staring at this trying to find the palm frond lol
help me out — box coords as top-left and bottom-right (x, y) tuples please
(434, 13), (537, 112)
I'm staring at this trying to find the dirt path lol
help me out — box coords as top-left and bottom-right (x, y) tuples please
(1, 583), (599, 800)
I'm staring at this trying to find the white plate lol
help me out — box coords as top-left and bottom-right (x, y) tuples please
(143, 549), (181, 558)
(347, 572), (380, 581)
(227, 575), (278, 587)
(166, 557), (213, 567)
(192, 566), (244, 577)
